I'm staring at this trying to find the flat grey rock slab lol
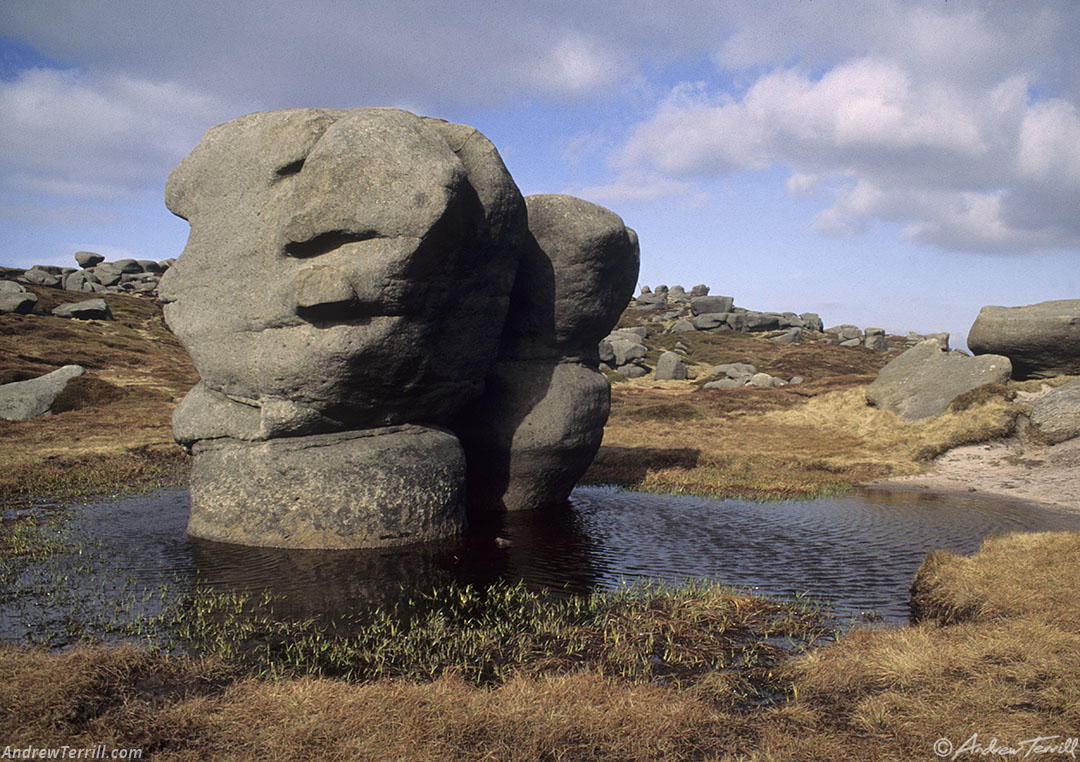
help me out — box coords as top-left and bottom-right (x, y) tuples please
(51, 298), (112, 319)
(666, 318), (696, 333)
(866, 341), (1012, 421)
(690, 295), (733, 316)
(19, 269), (60, 287)
(703, 377), (745, 389)
(0, 365), (85, 420)
(709, 362), (757, 379)
(618, 364), (648, 378)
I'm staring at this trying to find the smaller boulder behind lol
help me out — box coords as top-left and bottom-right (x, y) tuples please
(655, 351), (688, 380)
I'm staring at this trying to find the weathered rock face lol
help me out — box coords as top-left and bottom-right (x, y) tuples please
(1030, 379), (1080, 444)
(454, 194), (639, 513)
(160, 108), (526, 437)
(161, 108), (527, 547)
(494, 195), (638, 364)
(20, 268), (60, 287)
(456, 362), (612, 513)
(690, 295), (733, 316)
(162, 108), (632, 546)
(866, 341), (1012, 421)
(968, 300), (1080, 379)
(863, 327), (888, 351)
(0, 365), (85, 420)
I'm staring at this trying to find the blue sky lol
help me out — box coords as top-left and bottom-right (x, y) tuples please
(1, 0), (1078, 348)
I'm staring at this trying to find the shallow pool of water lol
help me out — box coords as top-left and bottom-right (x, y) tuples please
(4, 484), (1080, 643)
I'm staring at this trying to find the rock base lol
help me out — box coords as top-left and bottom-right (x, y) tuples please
(187, 425), (466, 549)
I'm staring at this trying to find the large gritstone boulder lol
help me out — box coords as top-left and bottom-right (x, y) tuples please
(866, 341), (1012, 421)
(162, 108), (631, 547)
(160, 108), (528, 548)
(968, 300), (1080, 379)
(690, 295), (733, 316)
(454, 194), (639, 513)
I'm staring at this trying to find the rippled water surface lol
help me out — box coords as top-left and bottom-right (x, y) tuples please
(5, 484), (1080, 641)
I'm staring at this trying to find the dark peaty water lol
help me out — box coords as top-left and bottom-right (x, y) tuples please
(5, 484), (1080, 641)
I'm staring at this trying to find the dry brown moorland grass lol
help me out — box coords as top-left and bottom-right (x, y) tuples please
(910, 530), (1080, 627)
(3, 531), (1078, 761)
(0, 269), (196, 498)
(770, 530), (1080, 758)
(588, 378), (1022, 499)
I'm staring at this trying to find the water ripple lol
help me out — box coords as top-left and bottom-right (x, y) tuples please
(6, 484), (1080, 637)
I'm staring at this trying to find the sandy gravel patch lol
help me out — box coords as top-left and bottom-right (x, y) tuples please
(867, 435), (1080, 513)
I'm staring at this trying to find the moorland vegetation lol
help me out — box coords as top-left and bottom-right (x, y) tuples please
(2, 268), (1077, 761)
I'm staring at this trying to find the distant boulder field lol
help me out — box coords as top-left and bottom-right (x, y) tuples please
(15, 254), (175, 297)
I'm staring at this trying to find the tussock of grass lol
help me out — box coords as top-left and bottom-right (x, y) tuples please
(621, 401), (705, 422)
(0, 580), (829, 760)
(0, 445), (187, 503)
(0, 648), (746, 761)
(768, 531), (1080, 759)
(759, 385), (1021, 465)
(910, 531), (1080, 627)
(767, 617), (1080, 759)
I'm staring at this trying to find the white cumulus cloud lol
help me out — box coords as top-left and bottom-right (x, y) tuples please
(528, 33), (625, 98)
(606, 53), (1080, 253)
(0, 67), (234, 206)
